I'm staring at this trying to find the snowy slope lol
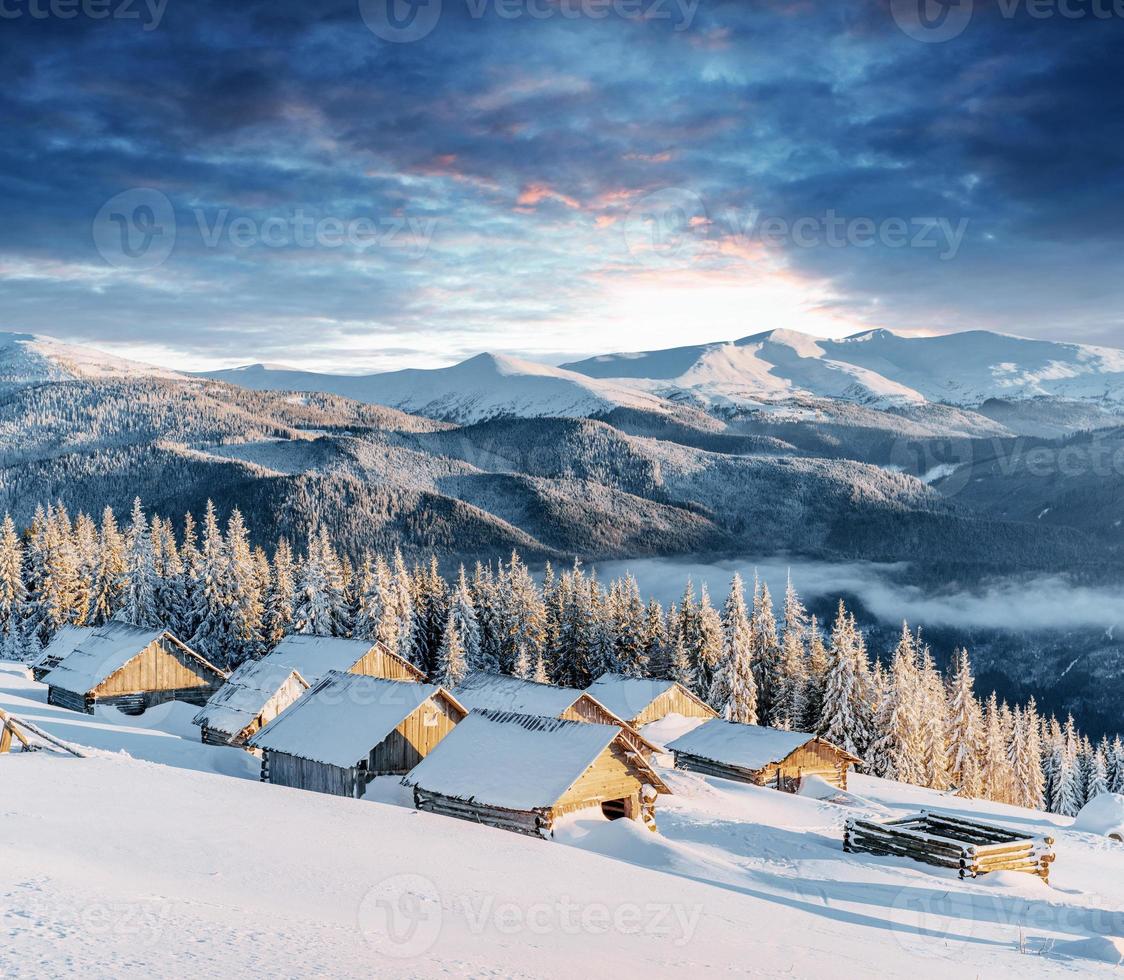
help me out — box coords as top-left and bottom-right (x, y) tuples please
(0, 331), (180, 391)
(3, 662), (1123, 978)
(562, 328), (1124, 410)
(203, 353), (677, 424)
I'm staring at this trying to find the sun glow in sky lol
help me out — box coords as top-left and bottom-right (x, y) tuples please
(2, 3), (1123, 371)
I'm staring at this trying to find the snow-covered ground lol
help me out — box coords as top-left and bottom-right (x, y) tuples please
(3, 661), (1122, 978)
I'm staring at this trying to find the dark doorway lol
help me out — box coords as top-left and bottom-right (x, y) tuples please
(601, 798), (629, 820)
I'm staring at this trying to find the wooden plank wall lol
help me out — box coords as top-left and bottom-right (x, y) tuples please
(267, 751), (359, 797)
(369, 696), (461, 774)
(94, 638), (220, 696)
(352, 648), (421, 682)
(633, 687), (715, 727)
(554, 742), (647, 811)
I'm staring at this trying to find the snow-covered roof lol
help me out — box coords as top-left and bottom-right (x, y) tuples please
(666, 720), (857, 771)
(453, 672), (584, 717)
(247, 672), (457, 768)
(192, 660), (308, 738)
(260, 635), (407, 685)
(406, 710), (629, 810)
(585, 673), (697, 720)
(42, 621), (179, 695)
(33, 625), (96, 672)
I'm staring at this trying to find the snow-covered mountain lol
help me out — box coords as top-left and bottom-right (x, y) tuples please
(0, 330), (180, 390)
(203, 352), (680, 424)
(562, 328), (1124, 411)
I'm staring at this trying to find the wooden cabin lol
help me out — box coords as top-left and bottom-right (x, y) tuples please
(192, 660), (310, 747)
(406, 709), (671, 838)
(453, 672), (659, 757)
(666, 719), (861, 791)
(248, 671), (466, 798)
(42, 621), (227, 715)
(585, 673), (717, 728)
(31, 625), (96, 682)
(260, 635), (424, 686)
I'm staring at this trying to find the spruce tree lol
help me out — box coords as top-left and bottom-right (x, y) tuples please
(435, 613), (467, 688)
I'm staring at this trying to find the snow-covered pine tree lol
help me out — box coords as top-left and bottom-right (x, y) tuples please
(189, 501), (232, 663)
(774, 575), (809, 730)
(390, 548), (419, 664)
(263, 537), (296, 650)
(1019, 697), (1046, 811)
(818, 601), (865, 758)
(177, 511), (203, 641)
(512, 644), (532, 681)
(1085, 738), (1109, 803)
(0, 514), (35, 662)
(121, 497), (159, 629)
(1053, 715), (1083, 817)
(711, 574), (756, 723)
(801, 614), (829, 732)
(641, 598), (668, 679)
(750, 578), (782, 725)
(435, 612), (467, 688)
(694, 584), (724, 697)
(531, 648), (550, 685)
(915, 644), (950, 790)
(946, 648), (983, 798)
(411, 555), (449, 677)
(224, 508), (265, 665)
(1110, 736), (1124, 796)
(447, 566), (483, 672)
(610, 574), (648, 678)
(868, 624), (923, 783)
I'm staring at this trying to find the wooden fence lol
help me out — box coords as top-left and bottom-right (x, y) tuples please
(844, 810), (1055, 882)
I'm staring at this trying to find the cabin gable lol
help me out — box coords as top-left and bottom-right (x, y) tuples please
(367, 694), (465, 775)
(93, 635), (224, 697)
(350, 643), (425, 683)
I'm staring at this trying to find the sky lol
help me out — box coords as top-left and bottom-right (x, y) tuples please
(1, 0), (1123, 372)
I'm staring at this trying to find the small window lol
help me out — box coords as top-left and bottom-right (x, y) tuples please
(423, 711), (439, 727)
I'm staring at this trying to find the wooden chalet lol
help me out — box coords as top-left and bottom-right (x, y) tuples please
(31, 625), (96, 682)
(453, 672), (659, 757)
(666, 720), (861, 791)
(260, 635), (424, 686)
(406, 709), (671, 838)
(192, 659), (309, 747)
(585, 673), (717, 728)
(248, 671), (466, 798)
(42, 621), (227, 715)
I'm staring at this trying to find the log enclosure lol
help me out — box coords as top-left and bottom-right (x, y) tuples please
(844, 810), (1055, 882)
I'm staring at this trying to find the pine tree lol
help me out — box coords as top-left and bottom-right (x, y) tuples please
(819, 601), (865, 759)
(750, 578), (782, 724)
(946, 649), (982, 798)
(710, 574), (756, 723)
(1054, 715), (1083, 816)
(868, 625), (923, 783)
(1110, 736), (1124, 796)
(435, 612), (467, 689)
(694, 585), (724, 695)
(224, 508), (264, 665)
(610, 574), (648, 678)
(801, 615), (829, 732)
(189, 501), (232, 663)
(447, 566), (482, 671)
(0, 514), (34, 662)
(263, 537), (296, 650)
(641, 599), (668, 679)
(121, 497), (159, 628)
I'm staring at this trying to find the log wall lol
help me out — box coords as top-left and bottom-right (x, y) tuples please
(264, 750), (361, 798)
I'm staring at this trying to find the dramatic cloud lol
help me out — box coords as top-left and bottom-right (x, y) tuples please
(1, 0), (1122, 368)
